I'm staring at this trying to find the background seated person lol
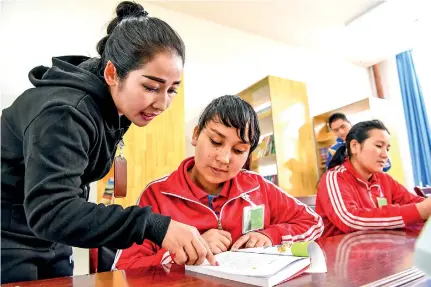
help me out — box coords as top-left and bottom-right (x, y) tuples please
(114, 95), (324, 270)
(326, 113), (391, 172)
(316, 120), (430, 238)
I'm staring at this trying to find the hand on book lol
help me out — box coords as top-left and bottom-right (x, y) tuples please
(201, 229), (232, 254)
(162, 220), (217, 266)
(231, 232), (272, 251)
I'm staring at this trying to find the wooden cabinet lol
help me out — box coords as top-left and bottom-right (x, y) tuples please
(96, 80), (185, 207)
(239, 76), (319, 197)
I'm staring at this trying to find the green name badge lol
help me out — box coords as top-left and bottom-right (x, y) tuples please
(377, 197), (388, 207)
(242, 205), (265, 234)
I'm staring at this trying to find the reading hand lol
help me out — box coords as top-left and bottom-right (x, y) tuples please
(231, 232), (272, 251)
(161, 220), (217, 266)
(201, 229), (232, 254)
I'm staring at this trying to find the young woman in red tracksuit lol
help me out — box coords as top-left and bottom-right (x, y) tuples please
(113, 95), (324, 270)
(316, 120), (431, 238)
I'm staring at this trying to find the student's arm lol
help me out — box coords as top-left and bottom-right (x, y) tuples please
(114, 241), (169, 270)
(114, 185), (169, 270)
(317, 169), (423, 234)
(389, 176), (425, 205)
(22, 106), (170, 249)
(258, 179), (324, 245)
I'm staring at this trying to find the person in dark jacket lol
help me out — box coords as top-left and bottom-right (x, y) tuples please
(1, 1), (215, 284)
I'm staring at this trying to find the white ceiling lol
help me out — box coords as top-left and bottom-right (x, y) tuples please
(150, 0), (427, 67)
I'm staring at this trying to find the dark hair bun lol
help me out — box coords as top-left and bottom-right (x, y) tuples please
(97, 1), (149, 56)
(116, 1), (148, 21)
(97, 0), (185, 78)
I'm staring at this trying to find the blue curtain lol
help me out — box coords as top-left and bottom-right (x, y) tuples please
(396, 50), (431, 186)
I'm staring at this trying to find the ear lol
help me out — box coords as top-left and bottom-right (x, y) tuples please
(349, 139), (360, 155)
(104, 61), (118, 87)
(191, 126), (199, 147)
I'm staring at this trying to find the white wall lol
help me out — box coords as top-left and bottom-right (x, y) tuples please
(413, 46), (431, 121)
(1, 0), (373, 274)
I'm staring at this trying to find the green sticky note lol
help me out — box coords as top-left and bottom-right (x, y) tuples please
(250, 207), (264, 230)
(291, 242), (310, 257)
(377, 197), (388, 207)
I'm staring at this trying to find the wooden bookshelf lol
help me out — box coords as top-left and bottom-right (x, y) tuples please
(316, 134), (335, 143)
(239, 76), (318, 197)
(312, 97), (405, 184)
(251, 154), (277, 170)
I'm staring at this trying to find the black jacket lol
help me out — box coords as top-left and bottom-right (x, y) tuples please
(1, 56), (170, 251)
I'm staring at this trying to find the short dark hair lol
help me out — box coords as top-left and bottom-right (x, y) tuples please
(328, 120), (390, 169)
(197, 95), (261, 153)
(328, 113), (350, 129)
(96, 1), (185, 80)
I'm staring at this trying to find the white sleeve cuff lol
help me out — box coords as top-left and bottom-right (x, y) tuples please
(161, 251), (173, 265)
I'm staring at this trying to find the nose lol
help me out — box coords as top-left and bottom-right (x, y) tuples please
(216, 147), (231, 165)
(381, 148), (389, 158)
(383, 149), (389, 158)
(152, 91), (169, 112)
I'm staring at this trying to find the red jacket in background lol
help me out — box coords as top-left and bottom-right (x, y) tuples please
(114, 157), (323, 270)
(316, 159), (425, 238)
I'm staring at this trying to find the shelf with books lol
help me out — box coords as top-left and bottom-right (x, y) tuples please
(251, 134), (277, 178)
(316, 134), (335, 143)
(251, 153), (276, 168)
(254, 134), (276, 159)
(258, 115), (274, 136)
(239, 76), (318, 197)
(263, 174), (278, 185)
(253, 161), (277, 179)
(257, 105), (272, 120)
(317, 145), (330, 171)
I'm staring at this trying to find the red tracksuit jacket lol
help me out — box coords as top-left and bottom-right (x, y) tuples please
(316, 159), (425, 238)
(114, 157), (324, 270)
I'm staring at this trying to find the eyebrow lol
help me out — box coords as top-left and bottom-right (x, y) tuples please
(210, 128), (226, 139)
(143, 75), (181, 85)
(209, 128), (249, 145)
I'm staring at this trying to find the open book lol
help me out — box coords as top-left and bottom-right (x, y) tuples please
(185, 241), (327, 287)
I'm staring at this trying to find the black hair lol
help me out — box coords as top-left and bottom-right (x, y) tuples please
(328, 120), (390, 169)
(96, 1), (185, 80)
(328, 113), (350, 129)
(196, 95), (261, 153)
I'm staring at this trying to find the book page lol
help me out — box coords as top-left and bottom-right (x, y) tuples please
(238, 245), (293, 256)
(237, 242), (327, 273)
(196, 251), (304, 277)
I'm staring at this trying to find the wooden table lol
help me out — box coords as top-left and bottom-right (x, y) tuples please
(4, 229), (426, 287)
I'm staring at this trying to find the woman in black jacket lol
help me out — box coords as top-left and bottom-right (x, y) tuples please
(1, 1), (215, 284)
